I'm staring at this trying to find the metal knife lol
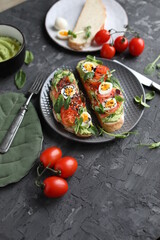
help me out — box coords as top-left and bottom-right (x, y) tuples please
(113, 60), (160, 91)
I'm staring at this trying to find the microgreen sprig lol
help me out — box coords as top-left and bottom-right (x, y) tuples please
(144, 55), (160, 75)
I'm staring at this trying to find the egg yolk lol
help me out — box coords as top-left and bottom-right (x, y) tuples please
(83, 63), (93, 72)
(101, 83), (110, 91)
(65, 87), (73, 96)
(105, 99), (115, 108)
(81, 113), (89, 122)
(59, 31), (68, 36)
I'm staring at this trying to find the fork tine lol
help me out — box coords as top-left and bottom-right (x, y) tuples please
(29, 71), (47, 94)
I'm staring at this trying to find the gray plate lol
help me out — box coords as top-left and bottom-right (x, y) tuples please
(40, 58), (145, 143)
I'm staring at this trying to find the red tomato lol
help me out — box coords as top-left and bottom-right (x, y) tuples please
(43, 176), (68, 198)
(40, 146), (62, 168)
(61, 106), (78, 127)
(94, 29), (110, 45)
(54, 156), (78, 178)
(100, 44), (116, 59)
(129, 37), (145, 56)
(114, 36), (128, 53)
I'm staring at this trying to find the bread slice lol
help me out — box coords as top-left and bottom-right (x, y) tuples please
(50, 69), (95, 137)
(68, 0), (106, 50)
(76, 58), (124, 133)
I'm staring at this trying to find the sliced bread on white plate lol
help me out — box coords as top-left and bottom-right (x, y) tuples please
(68, 0), (106, 51)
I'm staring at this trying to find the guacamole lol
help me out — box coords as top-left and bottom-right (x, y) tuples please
(0, 36), (22, 62)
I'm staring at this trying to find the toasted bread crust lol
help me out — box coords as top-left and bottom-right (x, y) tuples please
(68, 0), (106, 50)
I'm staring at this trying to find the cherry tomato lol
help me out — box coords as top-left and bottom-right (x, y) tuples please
(114, 36), (128, 53)
(54, 156), (78, 178)
(40, 146), (62, 168)
(100, 44), (116, 59)
(129, 37), (145, 56)
(43, 176), (68, 198)
(94, 29), (110, 45)
(61, 106), (78, 127)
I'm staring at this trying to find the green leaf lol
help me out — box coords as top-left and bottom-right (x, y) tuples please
(108, 76), (122, 90)
(24, 50), (34, 65)
(145, 91), (155, 101)
(144, 63), (156, 75)
(54, 94), (64, 113)
(15, 69), (26, 89)
(88, 125), (99, 135)
(74, 117), (83, 134)
(84, 26), (91, 39)
(0, 92), (43, 187)
(99, 76), (105, 83)
(84, 72), (94, 81)
(144, 55), (160, 75)
(68, 30), (77, 38)
(78, 106), (84, 115)
(140, 95), (150, 108)
(134, 95), (150, 108)
(156, 63), (160, 69)
(134, 96), (141, 103)
(64, 96), (71, 109)
(115, 95), (124, 102)
(86, 55), (103, 65)
(95, 104), (105, 114)
(139, 142), (160, 149)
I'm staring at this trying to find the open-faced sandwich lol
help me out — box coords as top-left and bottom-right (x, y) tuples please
(50, 69), (96, 137)
(76, 56), (124, 132)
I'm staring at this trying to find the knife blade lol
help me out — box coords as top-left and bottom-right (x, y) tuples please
(113, 60), (160, 91)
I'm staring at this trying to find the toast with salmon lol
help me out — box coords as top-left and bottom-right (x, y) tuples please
(76, 56), (124, 132)
(50, 69), (96, 137)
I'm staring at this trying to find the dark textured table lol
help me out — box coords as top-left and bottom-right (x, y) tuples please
(0, 0), (160, 239)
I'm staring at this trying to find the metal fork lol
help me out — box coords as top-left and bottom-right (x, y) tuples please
(0, 72), (46, 154)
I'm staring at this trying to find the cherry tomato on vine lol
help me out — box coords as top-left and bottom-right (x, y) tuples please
(129, 37), (145, 56)
(100, 43), (116, 59)
(114, 36), (128, 53)
(43, 176), (68, 198)
(94, 29), (110, 45)
(40, 146), (62, 168)
(54, 156), (78, 178)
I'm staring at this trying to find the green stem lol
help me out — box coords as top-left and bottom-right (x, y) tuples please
(152, 55), (160, 65)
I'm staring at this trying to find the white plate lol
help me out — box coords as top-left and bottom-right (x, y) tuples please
(45, 0), (128, 52)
